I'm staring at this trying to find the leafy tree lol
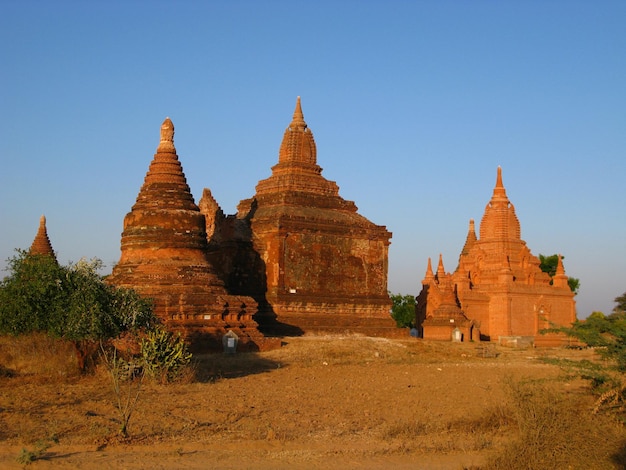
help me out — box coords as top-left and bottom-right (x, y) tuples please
(538, 254), (580, 294)
(390, 293), (416, 329)
(0, 250), (155, 370)
(614, 292), (626, 315)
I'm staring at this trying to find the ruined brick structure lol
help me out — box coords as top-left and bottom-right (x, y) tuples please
(107, 118), (277, 351)
(29, 215), (57, 262)
(203, 98), (397, 336)
(416, 167), (576, 344)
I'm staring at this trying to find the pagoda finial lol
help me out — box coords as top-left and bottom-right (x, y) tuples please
(553, 254), (569, 288)
(496, 166), (503, 188)
(556, 254), (565, 276)
(158, 117), (176, 152)
(492, 166), (507, 198)
(436, 253), (446, 279)
(290, 96), (307, 130)
(423, 257), (435, 283)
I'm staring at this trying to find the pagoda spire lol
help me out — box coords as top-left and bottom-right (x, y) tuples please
(29, 215), (57, 261)
(131, 117), (196, 212)
(460, 219), (477, 256)
(290, 96), (307, 130)
(423, 257), (435, 284)
(479, 166), (521, 241)
(553, 254), (569, 288)
(276, 96), (317, 166)
(436, 254), (446, 280)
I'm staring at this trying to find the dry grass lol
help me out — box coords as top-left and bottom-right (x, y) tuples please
(0, 332), (80, 378)
(483, 378), (626, 470)
(1, 333), (626, 469)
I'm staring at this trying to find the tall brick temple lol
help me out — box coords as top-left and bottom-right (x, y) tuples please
(107, 118), (275, 351)
(416, 167), (576, 344)
(202, 98), (396, 336)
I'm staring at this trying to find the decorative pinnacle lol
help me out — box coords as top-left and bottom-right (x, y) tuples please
(556, 254), (566, 276)
(437, 253), (446, 277)
(290, 96), (307, 130)
(424, 257), (434, 279)
(158, 117), (176, 152)
(492, 166), (507, 198)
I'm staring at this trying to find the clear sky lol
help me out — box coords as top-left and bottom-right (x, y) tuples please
(1, 1), (625, 318)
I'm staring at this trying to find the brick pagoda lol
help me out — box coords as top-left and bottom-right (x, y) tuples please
(416, 167), (576, 344)
(213, 97), (396, 335)
(107, 118), (276, 351)
(29, 215), (57, 261)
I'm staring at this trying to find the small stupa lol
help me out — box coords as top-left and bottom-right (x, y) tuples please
(29, 215), (57, 262)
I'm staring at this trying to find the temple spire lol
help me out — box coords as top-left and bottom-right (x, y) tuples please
(492, 165), (507, 199)
(290, 96), (307, 130)
(479, 166), (521, 241)
(553, 254), (569, 288)
(29, 215), (57, 261)
(423, 257), (435, 283)
(461, 219), (477, 256)
(436, 254), (446, 280)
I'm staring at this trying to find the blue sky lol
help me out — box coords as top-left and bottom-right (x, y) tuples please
(1, 1), (625, 318)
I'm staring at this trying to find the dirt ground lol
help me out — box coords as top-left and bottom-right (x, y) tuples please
(0, 335), (609, 469)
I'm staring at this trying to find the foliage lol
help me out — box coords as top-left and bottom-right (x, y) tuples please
(0, 250), (156, 371)
(0, 250), (155, 340)
(614, 292), (626, 315)
(0, 250), (66, 335)
(16, 436), (58, 465)
(389, 293), (416, 328)
(545, 293), (626, 418)
(538, 253), (580, 294)
(140, 326), (192, 383)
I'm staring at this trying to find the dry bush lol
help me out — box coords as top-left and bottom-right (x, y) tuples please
(484, 378), (626, 470)
(0, 332), (80, 378)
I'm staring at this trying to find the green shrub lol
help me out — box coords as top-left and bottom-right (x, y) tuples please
(0, 251), (156, 371)
(390, 293), (416, 328)
(140, 327), (192, 383)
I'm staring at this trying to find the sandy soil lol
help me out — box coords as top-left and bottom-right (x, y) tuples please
(0, 336), (597, 469)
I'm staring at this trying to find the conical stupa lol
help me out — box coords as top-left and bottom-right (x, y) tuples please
(29, 215), (57, 262)
(108, 118), (273, 351)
